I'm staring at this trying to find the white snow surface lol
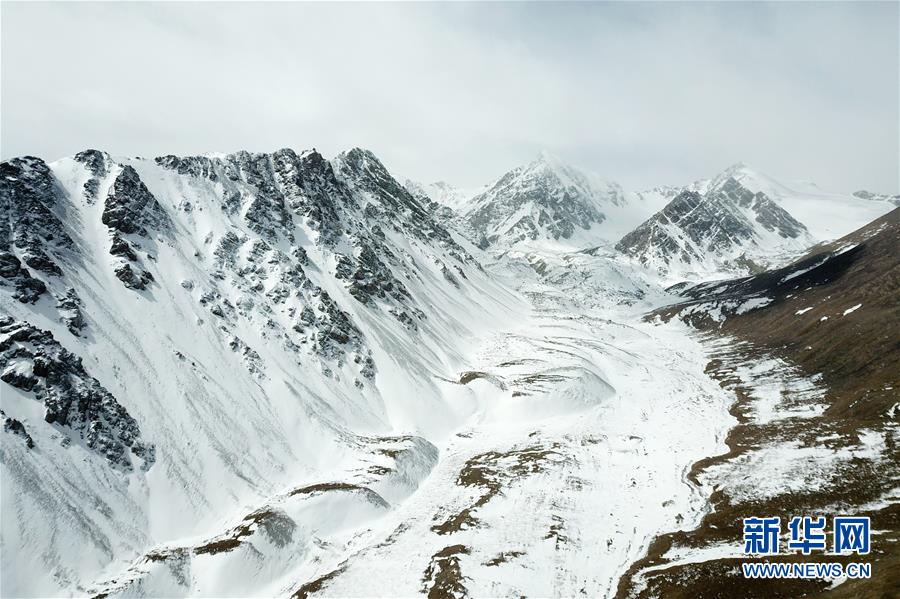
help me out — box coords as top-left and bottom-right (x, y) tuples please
(842, 303), (862, 316)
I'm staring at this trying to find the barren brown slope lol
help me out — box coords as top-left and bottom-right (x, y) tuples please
(662, 206), (899, 418)
(616, 209), (899, 599)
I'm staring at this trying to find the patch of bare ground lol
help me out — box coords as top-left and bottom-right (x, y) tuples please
(422, 544), (471, 599)
(459, 371), (490, 384)
(143, 547), (189, 563)
(456, 370), (508, 389)
(193, 507), (284, 556)
(288, 481), (388, 507)
(291, 563), (348, 599)
(516, 372), (570, 385)
(545, 513), (569, 548)
(483, 550), (525, 567)
(431, 443), (563, 535)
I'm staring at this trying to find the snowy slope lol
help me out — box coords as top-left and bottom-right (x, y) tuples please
(83, 243), (736, 598)
(0, 148), (520, 597)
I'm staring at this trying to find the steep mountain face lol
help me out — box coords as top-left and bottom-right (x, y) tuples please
(0, 147), (519, 597)
(0, 146), (739, 599)
(616, 170), (815, 278)
(461, 153), (630, 249)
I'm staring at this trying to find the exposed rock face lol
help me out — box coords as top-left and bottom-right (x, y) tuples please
(0, 252), (46, 303)
(462, 153), (625, 248)
(0, 156), (78, 302)
(223, 150), (297, 242)
(616, 176), (809, 274)
(114, 262), (154, 290)
(99, 166), (169, 290)
(55, 288), (86, 335)
(103, 165), (171, 236)
(0, 156), (72, 275)
(717, 178), (806, 237)
(148, 147), (472, 377)
(155, 154), (219, 181)
(335, 148), (472, 260)
(2, 409), (35, 449)
(335, 243), (411, 307)
(74, 149), (111, 202)
(0, 316), (154, 470)
(274, 149), (350, 246)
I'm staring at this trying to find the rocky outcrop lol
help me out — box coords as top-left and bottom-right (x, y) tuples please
(74, 149), (111, 202)
(101, 167), (167, 290)
(335, 241), (411, 307)
(0, 251), (47, 303)
(0, 316), (154, 471)
(335, 148), (473, 264)
(103, 165), (171, 236)
(55, 288), (86, 335)
(0, 156), (72, 277)
(853, 189), (900, 207)
(2, 409), (35, 449)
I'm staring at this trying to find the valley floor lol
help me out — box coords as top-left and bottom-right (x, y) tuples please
(306, 276), (737, 598)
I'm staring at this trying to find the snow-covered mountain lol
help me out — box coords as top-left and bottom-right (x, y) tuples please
(683, 162), (895, 241)
(2, 145), (896, 598)
(0, 146), (741, 598)
(616, 163), (896, 280)
(460, 152), (654, 250)
(617, 170), (813, 279)
(0, 147), (521, 597)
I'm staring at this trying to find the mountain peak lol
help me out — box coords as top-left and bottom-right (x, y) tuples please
(528, 150), (574, 177)
(704, 161), (766, 195)
(462, 155), (631, 249)
(725, 160), (751, 172)
(534, 149), (562, 165)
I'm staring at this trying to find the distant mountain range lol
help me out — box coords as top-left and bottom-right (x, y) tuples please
(406, 156), (895, 279)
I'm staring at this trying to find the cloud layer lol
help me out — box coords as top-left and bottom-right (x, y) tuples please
(2, 2), (897, 192)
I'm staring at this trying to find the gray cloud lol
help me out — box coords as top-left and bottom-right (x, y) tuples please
(2, 1), (897, 193)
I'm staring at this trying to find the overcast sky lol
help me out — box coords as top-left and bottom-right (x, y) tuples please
(2, 2), (898, 193)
